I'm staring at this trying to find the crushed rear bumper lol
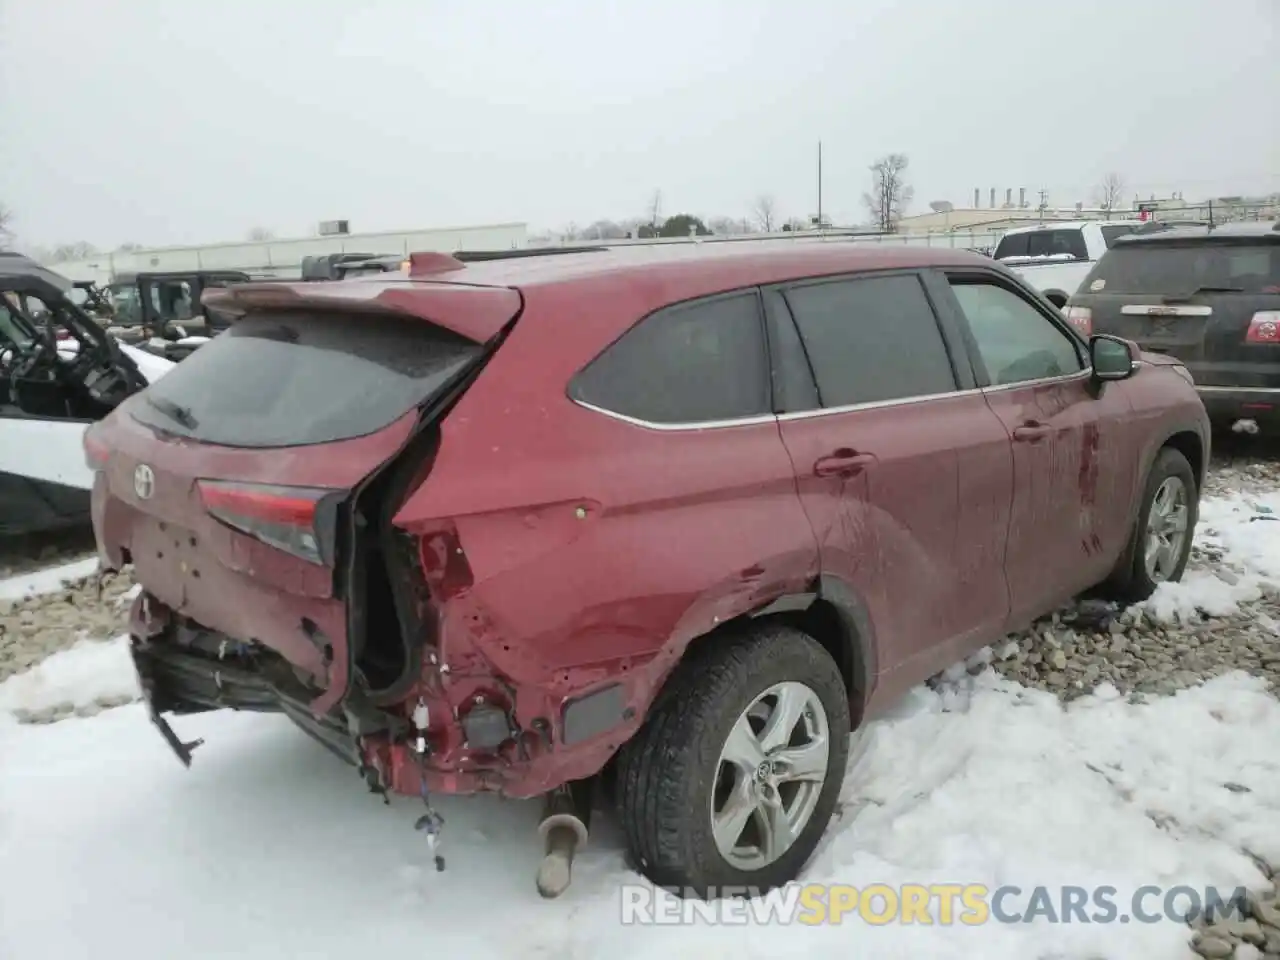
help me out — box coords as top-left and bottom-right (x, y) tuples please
(127, 590), (635, 800)
(131, 636), (363, 768)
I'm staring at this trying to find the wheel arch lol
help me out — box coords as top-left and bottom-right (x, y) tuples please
(1105, 424), (1206, 590)
(1160, 428), (1206, 495)
(1043, 289), (1069, 309)
(680, 575), (878, 730)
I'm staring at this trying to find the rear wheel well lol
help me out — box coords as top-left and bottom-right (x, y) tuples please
(677, 598), (867, 729)
(1161, 430), (1204, 493)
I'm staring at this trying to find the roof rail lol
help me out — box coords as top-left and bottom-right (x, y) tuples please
(451, 245), (609, 262)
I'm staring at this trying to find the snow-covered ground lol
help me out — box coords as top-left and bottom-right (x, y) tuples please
(0, 555), (100, 602)
(1, 491), (1278, 960)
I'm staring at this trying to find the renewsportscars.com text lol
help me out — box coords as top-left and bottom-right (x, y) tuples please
(619, 883), (1249, 926)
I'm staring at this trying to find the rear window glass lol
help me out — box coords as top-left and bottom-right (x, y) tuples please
(129, 311), (483, 447)
(1100, 225), (1136, 247)
(994, 229), (1087, 261)
(1081, 243), (1280, 296)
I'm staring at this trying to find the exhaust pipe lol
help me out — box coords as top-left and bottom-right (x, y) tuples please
(535, 780), (592, 898)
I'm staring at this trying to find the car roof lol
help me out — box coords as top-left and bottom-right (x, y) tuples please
(403, 241), (993, 291)
(206, 241), (999, 345)
(999, 219), (1146, 237)
(1112, 220), (1280, 246)
(0, 252), (74, 293)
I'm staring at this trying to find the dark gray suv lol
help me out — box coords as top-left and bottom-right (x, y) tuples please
(1065, 221), (1280, 431)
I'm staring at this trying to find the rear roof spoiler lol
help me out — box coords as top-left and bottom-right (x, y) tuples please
(202, 278), (523, 343)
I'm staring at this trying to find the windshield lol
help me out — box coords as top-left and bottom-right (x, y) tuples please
(1082, 242), (1280, 296)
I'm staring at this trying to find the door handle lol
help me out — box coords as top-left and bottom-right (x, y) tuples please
(814, 449), (877, 478)
(1012, 421), (1052, 443)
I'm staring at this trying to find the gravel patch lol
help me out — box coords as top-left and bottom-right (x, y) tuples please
(0, 564), (137, 720)
(1206, 434), (1280, 499)
(988, 582), (1280, 703)
(1188, 863), (1280, 958)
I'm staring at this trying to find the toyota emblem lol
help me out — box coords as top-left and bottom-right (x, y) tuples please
(133, 464), (156, 500)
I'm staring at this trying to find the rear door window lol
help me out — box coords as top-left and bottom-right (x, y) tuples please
(129, 310), (484, 447)
(781, 273), (958, 407)
(1083, 242), (1280, 296)
(948, 278), (1085, 386)
(569, 291), (770, 425)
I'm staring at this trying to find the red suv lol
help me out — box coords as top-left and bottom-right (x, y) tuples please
(86, 244), (1209, 899)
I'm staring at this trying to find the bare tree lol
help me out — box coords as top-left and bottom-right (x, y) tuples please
(0, 203), (12, 248)
(1094, 173), (1125, 219)
(582, 219), (628, 240)
(116, 242), (144, 252)
(751, 194), (777, 233)
(862, 153), (914, 233)
(645, 190), (663, 232)
(246, 226), (275, 241)
(48, 241), (98, 263)
(707, 216), (747, 236)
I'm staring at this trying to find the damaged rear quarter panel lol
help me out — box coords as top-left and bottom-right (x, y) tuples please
(390, 278), (821, 783)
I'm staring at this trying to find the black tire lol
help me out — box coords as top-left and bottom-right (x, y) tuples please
(615, 623), (850, 899)
(1101, 446), (1198, 602)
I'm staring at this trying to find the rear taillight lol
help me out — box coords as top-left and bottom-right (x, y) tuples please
(1245, 311), (1279, 344)
(83, 428), (110, 471)
(1064, 305), (1092, 336)
(197, 480), (341, 566)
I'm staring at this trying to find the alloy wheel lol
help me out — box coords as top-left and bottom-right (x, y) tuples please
(710, 681), (830, 870)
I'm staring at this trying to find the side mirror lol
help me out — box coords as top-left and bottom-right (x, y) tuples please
(1090, 334), (1138, 381)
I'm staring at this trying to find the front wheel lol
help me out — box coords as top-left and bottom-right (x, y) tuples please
(615, 623), (850, 898)
(1102, 447), (1197, 602)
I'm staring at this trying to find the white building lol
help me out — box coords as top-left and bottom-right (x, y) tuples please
(49, 221), (530, 284)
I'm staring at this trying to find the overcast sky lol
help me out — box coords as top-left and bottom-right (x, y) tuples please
(2, 0), (1277, 249)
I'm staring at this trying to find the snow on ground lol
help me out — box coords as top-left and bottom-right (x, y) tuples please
(1145, 491), (1280, 623)
(0, 555), (99, 602)
(1, 491), (1278, 959)
(0, 635), (136, 717)
(2, 670), (1277, 960)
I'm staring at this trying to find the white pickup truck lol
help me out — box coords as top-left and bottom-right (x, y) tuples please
(993, 219), (1147, 307)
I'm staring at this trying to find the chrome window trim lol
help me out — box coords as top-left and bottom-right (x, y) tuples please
(570, 370), (1101, 433)
(981, 368), (1093, 394)
(1196, 384), (1280, 395)
(569, 398), (778, 432)
(774, 387), (984, 421)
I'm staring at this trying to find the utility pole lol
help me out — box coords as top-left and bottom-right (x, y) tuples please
(1037, 188), (1048, 224)
(817, 140), (824, 231)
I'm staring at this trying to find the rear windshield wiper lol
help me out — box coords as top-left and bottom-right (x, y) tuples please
(1162, 285), (1243, 302)
(146, 395), (199, 429)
